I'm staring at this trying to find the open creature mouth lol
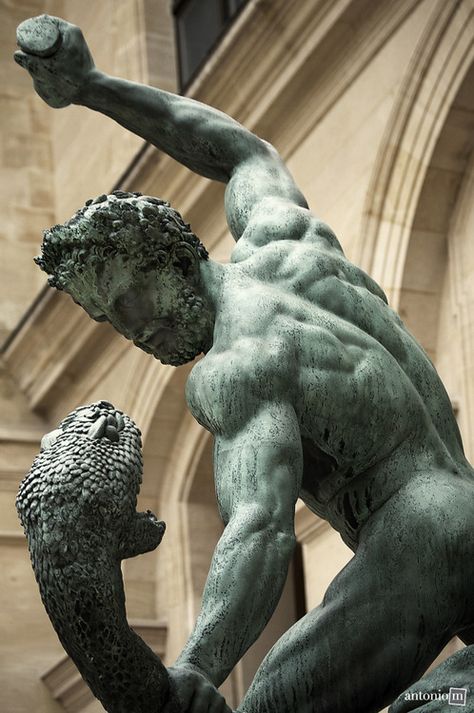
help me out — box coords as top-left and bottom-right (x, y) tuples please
(87, 408), (125, 443)
(40, 401), (127, 451)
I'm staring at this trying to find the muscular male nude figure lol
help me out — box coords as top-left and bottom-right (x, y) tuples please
(15, 15), (474, 713)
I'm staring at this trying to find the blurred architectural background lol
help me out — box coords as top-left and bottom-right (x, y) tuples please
(0, 0), (473, 711)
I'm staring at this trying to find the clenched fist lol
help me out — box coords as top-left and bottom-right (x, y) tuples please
(167, 665), (233, 713)
(14, 14), (95, 108)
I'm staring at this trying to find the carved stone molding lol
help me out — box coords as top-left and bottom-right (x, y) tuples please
(0, 469), (26, 493)
(0, 429), (43, 491)
(0, 426), (43, 442)
(0, 530), (25, 546)
(358, 0), (474, 300)
(295, 501), (330, 545)
(125, 0), (422, 225)
(3, 289), (124, 413)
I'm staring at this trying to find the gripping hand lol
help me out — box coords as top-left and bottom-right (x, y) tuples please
(14, 14), (95, 108)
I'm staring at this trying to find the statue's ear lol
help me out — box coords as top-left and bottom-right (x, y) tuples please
(171, 242), (199, 281)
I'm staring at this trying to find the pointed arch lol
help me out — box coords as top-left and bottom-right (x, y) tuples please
(358, 0), (474, 307)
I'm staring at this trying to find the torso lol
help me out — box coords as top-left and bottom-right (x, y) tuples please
(186, 221), (471, 549)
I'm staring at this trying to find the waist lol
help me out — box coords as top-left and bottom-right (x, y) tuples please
(302, 433), (462, 549)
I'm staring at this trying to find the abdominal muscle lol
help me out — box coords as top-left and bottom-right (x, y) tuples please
(224, 252), (467, 547)
(290, 307), (461, 549)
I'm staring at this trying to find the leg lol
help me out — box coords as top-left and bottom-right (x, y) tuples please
(389, 646), (474, 713)
(239, 474), (474, 713)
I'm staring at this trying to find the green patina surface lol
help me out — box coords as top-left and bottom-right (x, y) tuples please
(15, 14), (474, 713)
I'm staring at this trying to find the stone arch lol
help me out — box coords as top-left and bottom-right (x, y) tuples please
(139, 362), (192, 499)
(358, 0), (474, 666)
(180, 433), (222, 618)
(432, 149), (474, 457)
(121, 361), (194, 624)
(397, 65), (474, 363)
(131, 359), (213, 664)
(396, 109), (474, 465)
(357, 0), (474, 307)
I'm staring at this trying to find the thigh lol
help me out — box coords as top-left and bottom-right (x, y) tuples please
(238, 492), (462, 713)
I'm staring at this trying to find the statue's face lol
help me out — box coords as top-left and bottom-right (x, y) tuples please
(68, 251), (214, 366)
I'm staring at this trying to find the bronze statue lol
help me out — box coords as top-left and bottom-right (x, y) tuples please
(15, 14), (474, 713)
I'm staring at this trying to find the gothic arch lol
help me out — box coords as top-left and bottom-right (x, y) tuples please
(358, 0), (474, 307)
(121, 360), (198, 628)
(397, 65), (474, 361)
(133, 361), (192, 498)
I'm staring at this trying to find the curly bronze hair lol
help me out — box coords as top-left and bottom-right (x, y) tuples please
(35, 190), (209, 290)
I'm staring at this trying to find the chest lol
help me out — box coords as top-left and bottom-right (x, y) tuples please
(185, 335), (290, 435)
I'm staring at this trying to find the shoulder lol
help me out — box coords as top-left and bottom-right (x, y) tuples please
(230, 197), (344, 262)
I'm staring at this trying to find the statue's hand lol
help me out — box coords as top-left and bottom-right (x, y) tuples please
(14, 15), (95, 108)
(390, 646), (474, 712)
(167, 665), (232, 713)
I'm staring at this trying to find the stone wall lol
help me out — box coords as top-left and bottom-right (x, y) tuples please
(0, 0), (58, 345)
(51, 0), (176, 222)
(0, 2), (176, 712)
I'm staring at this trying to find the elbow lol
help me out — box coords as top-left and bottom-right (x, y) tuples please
(264, 526), (296, 563)
(233, 504), (296, 556)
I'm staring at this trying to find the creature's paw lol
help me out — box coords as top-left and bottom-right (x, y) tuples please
(390, 647), (474, 713)
(119, 510), (166, 559)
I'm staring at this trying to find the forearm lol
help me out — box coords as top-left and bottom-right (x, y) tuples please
(76, 69), (268, 182)
(176, 517), (295, 686)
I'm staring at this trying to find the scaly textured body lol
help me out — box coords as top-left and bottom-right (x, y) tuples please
(17, 400), (180, 713)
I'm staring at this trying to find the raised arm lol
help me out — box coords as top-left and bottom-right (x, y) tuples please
(80, 73), (307, 239)
(14, 15), (307, 240)
(169, 400), (302, 710)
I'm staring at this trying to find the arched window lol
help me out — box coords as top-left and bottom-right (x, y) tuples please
(173, 0), (248, 89)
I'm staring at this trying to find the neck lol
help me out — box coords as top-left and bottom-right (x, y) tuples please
(199, 259), (227, 312)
